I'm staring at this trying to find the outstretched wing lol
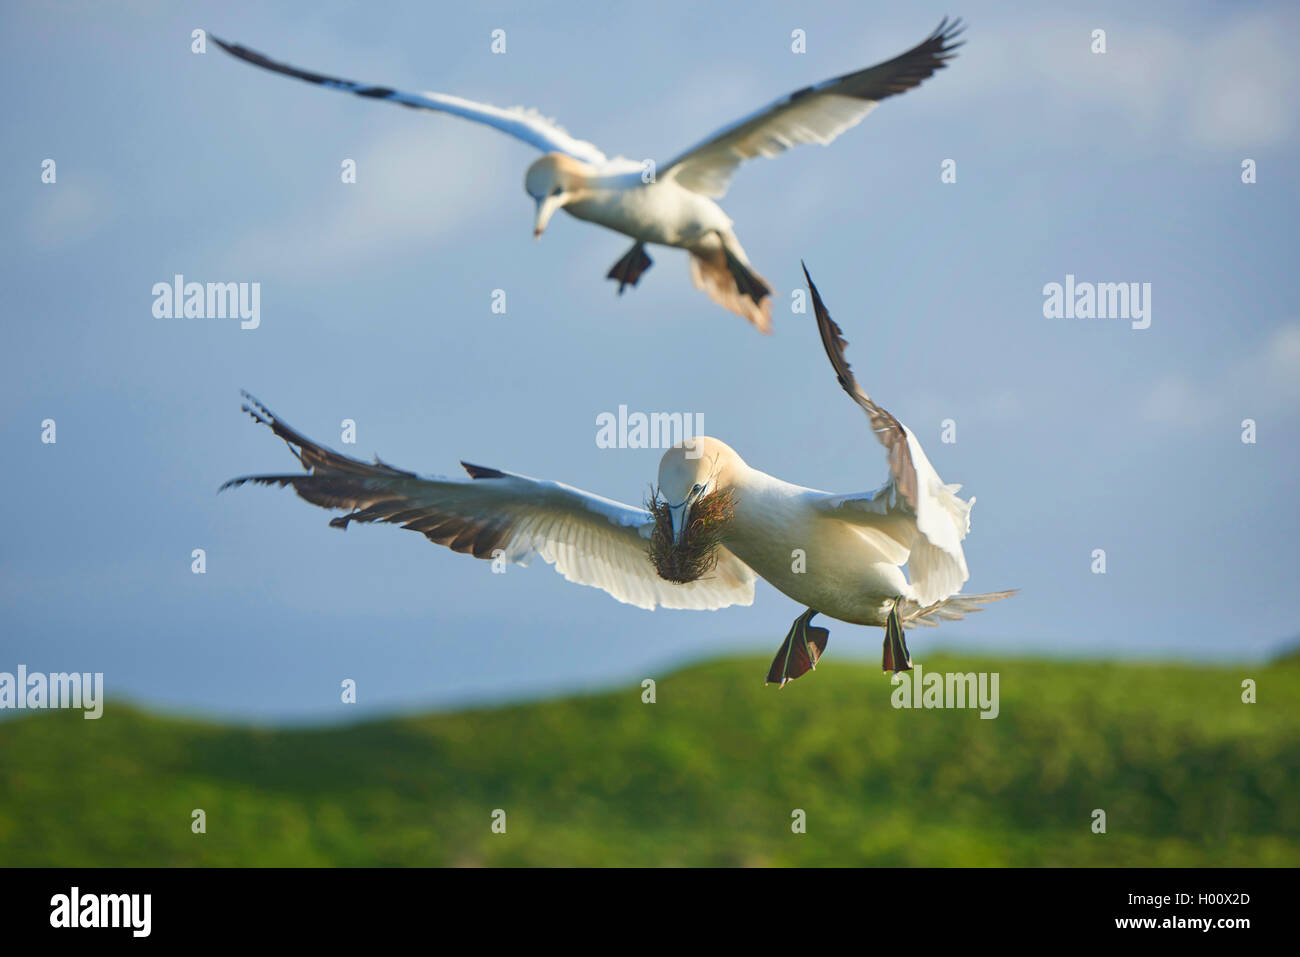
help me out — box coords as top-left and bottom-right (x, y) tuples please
(661, 18), (963, 198)
(802, 266), (973, 607)
(222, 394), (755, 611)
(803, 262), (918, 508)
(211, 36), (609, 165)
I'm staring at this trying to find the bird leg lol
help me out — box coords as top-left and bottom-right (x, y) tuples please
(881, 597), (912, 674)
(766, 609), (829, 688)
(606, 243), (653, 294)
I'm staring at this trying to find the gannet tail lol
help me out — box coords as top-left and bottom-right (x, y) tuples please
(900, 589), (1018, 627)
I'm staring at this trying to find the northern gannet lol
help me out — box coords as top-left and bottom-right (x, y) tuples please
(212, 21), (964, 333)
(222, 266), (1012, 685)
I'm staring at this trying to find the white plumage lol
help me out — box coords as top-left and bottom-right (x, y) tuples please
(212, 20), (964, 332)
(224, 266), (1011, 684)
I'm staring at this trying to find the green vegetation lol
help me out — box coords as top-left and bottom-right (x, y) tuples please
(1, 654), (1296, 866)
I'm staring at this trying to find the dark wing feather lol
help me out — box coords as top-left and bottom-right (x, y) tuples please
(221, 393), (756, 610)
(803, 263), (918, 509)
(663, 18), (964, 197)
(220, 393), (511, 557)
(210, 37), (607, 163)
(799, 16), (966, 104)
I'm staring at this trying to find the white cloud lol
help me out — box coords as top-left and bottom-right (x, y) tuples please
(223, 124), (517, 278)
(1267, 322), (1300, 372)
(1143, 321), (1300, 427)
(1141, 376), (1206, 428)
(1187, 15), (1299, 148)
(26, 177), (112, 249)
(957, 11), (1299, 152)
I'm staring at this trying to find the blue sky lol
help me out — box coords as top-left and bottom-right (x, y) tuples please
(2, 0), (1297, 721)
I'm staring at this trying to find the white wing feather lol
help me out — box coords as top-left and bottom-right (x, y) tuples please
(661, 18), (963, 197)
(223, 396), (755, 612)
(801, 267), (972, 606)
(212, 37), (608, 165)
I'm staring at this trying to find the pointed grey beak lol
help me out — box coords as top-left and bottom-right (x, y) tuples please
(668, 487), (704, 545)
(669, 503), (690, 545)
(533, 195), (563, 239)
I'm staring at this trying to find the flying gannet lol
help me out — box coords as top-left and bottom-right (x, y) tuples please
(222, 266), (1012, 685)
(211, 20), (964, 333)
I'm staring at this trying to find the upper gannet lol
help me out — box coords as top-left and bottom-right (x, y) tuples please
(222, 265), (1012, 685)
(211, 20), (964, 333)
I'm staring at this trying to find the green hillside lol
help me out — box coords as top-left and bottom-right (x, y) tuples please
(1, 654), (1296, 866)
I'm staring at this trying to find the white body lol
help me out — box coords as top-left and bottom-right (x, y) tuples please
(215, 22), (965, 330)
(719, 464), (910, 626)
(564, 171), (735, 250)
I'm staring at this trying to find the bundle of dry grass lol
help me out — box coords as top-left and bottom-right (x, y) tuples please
(646, 486), (736, 584)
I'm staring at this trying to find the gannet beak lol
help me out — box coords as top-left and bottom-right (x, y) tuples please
(669, 503), (690, 545)
(669, 487), (702, 544)
(533, 195), (562, 239)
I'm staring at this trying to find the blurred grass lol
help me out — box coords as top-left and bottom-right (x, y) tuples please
(1, 653), (1297, 866)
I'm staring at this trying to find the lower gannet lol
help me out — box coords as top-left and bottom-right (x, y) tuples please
(212, 20), (964, 333)
(223, 266), (1012, 685)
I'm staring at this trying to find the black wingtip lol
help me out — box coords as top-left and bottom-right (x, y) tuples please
(925, 16), (967, 60)
(210, 35), (265, 62)
(461, 461), (507, 480)
(218, 473), (296, 494)
(209, 34), (240, 56)
(801, 262), (830, 319)
(934, 16), (967, 41)
(217, 474), (258, 493)
(239, 390), (275, 429)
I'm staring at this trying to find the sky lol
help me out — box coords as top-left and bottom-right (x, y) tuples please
(2, 0), (1297, 721)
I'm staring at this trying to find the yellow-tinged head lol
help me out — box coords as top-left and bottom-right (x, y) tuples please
(647, 438), (743, 583)
(523, 152), (591, 238)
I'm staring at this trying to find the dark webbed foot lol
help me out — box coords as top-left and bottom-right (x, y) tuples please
(766, 609), (829, 688)
(882, 598), (912, 674)
(723, 247), (771, 307)
(606, 243), (653, 294)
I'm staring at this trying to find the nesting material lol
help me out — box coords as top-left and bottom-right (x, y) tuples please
(646, 487), (736, 584)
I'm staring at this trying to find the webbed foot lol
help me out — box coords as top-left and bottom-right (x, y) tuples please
(606, 243), (653, 294)
(766, 609), (829, 688)
(882, 597), (912, 674)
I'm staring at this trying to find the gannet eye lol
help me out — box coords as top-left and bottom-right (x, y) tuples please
(550, 186), (563, 197)
(692, 483), (704, 494)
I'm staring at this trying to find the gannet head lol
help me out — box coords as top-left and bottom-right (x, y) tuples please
(524, 153), (590, 239)
(648, 438), (742, 584)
